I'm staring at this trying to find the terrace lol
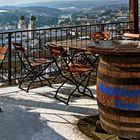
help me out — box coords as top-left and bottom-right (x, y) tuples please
(0, 1), (139, 139)
(0, 21), (133, 140)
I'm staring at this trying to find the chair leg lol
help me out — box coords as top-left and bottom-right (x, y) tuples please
(26, 76), (39, 92)
(26, 71), (52, 92)
(83, 79), (94, 98)
(40, 75), (52, 87)
(55, 74), (85, 104)
(55, 74), (81, 104)
(72, 72), (94, 98)
(83, 72), (91, 92)
(55, 75), (70, 98)
(52, 72), (59, 82)
(19, 70), (52, 92)
(19, 72), (31, 90)
(66, 84), (81, 104)
(32, 66), (52, 88)
(64, 75), (93, 104)
(38, 76), (43, 85)
(37, 67), (52, 87)
(55, 71), (94, 104)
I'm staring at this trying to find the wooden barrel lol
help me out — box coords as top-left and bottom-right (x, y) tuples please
(97, 54), (140, 139)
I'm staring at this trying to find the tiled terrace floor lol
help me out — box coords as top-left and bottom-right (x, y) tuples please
(0, 84), (98, 140)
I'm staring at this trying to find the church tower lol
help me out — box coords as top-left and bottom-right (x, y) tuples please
(28, 16), (36, 30)
(28, 16), (37, 39)
(18, 16), (26, 29)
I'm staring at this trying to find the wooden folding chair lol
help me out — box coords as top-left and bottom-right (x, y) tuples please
(0, 47), (7, 111)
(78, 31), (109, 71)
(80, 31), (110, 70)
(0, 47), (7, 80)
(48, 43), (95, 105)
(13, 42), (52, 92)
(78, 51), (99, 73)
(0, 47), (7, 70)
(91, 31), (110, 41)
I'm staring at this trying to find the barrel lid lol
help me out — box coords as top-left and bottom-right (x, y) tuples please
(87, 40), (140, 56)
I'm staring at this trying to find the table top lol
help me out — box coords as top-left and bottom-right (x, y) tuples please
(46, 42), (87, 51)
(87, 40), (140, 56)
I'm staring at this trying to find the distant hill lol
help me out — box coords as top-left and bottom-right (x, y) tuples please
(0, 0), (129, 29)
(71, 3), (128, 21)
(24, 6), (61, 17)
(17, 0), (128, 9)
(0, 6), (61, 27)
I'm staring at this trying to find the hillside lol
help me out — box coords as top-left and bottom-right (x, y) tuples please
(0, 1), (129, 29)
(0, 6), (61, 27)
(17, 0), (128, 9)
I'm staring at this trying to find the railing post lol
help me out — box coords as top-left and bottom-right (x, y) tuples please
(8, 32), (12, 85)
(129, 0), (139, 33)
(100, 24), (104, 32)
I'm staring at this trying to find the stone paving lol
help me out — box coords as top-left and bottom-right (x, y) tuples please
(0, 84), (98, 140)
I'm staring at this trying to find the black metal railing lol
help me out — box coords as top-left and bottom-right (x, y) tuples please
(0, 21), (133, 86)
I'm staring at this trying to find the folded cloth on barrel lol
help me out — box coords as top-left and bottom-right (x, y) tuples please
(123, 33), (140, 40)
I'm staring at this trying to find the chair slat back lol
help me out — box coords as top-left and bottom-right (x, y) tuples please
(0, 47), (7, 61)
(0, 47), (7, 54)
(48, 43), (70, 72)
(102, 31), (110, 40)
(91, 32), (102, 40)
(48, 44), (62, 56)
(13, 42), (32, 69)
(0, 47), (7, 70)
(59, 46), (72, 66)
(91, 31), (110, 40)
(13, 42), (25, 52)
(0, 55), (5, 60)
(47, 44), (62, 71)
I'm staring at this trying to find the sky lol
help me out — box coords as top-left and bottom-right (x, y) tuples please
(0, 0), (49, 5)
(0, 0), (97, 6)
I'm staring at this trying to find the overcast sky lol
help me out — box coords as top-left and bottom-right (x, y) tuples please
(0, 0), (51, 5)
(0, 0), (95, 6)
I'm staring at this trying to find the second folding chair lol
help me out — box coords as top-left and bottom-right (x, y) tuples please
(48, 43), (95, 105)
(13, 42), (52, 92)
(0, 47), (7, 71)
(0, 47), (7, 111)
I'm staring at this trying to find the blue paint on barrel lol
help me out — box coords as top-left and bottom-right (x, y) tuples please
(99, 82), (140, 97)
(114, 100), (140, 110)
(99, 82), (140, 110)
